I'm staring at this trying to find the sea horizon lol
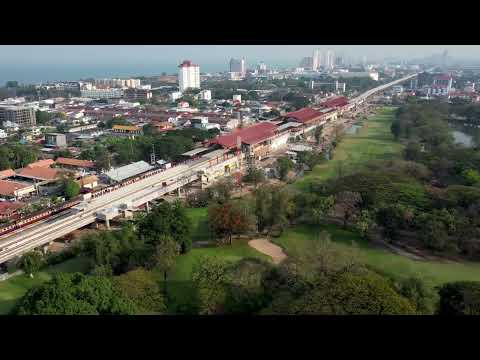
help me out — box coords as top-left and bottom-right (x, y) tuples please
(0, 63), (228, 86)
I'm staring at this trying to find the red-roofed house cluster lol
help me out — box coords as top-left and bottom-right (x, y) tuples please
(0, 156), (98, 220)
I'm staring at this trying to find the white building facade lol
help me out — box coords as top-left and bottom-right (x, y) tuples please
(178, 60), (200, 92)
(199, 90), (212, 101)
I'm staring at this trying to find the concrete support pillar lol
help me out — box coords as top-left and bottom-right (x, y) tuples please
(146, 201), (150, 214)
(105, 218), (110, 230)
(177, 187), (181, 197)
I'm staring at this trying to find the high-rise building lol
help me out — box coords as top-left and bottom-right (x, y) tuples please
(442, 50), (448, 68)
(258, 61), (267, 74)
(178, 60), (200, 92)
(0, 105), (36, 128)
(300, 57), (314, 70)
(325, 50), (335, 69)
(312, 49), (320, 71)
(230, 58), (246, 77)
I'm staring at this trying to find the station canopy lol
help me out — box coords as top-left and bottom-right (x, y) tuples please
(104, 161), (154, 182)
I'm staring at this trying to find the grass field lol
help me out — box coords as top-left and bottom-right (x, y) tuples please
(295, 107), (403, 190)
(274, 224), (480, 288)
(0, 256), (90, 315)
(186, 208), (211, 243)
(284, 106), (480, 289)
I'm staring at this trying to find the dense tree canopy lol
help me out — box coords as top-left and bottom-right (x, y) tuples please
(15, 273), (136, 315)
(138, 201), (192, 253)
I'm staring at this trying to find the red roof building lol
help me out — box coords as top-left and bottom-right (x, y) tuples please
(209, 122), (278, 149)
(17, 167), (60, 181)
(0, 180), (35, 199)
(26, 159), (55, 169)
(55, 157), (95, 169)
(283, 108), (324, 124)
(0, 169), (16, 179)
(318, 96), (349, 109)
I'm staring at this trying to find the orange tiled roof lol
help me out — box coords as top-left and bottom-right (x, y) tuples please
(0, 169), (16, 179)
(26, 159), (55, 169)
(0, 180), (32, 196)
(17, 167), (60, 181)
(56, 157), (95, 168)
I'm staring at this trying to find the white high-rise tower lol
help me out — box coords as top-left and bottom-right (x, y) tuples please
(178, 60), (200, 92)
(312, 49), (320, 71)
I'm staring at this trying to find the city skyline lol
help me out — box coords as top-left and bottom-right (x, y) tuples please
(1, 45), (480, 67)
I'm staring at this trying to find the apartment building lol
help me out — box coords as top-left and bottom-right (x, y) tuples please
(0, 105), (36, 127)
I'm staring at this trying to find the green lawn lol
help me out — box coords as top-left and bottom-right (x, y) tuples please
(274, 224), (480, 289)
(296, 107), (403, 190)
(186, 208), (211, 243)
(0, 256), (91, 315)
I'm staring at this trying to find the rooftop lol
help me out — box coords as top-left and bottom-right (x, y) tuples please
(179, 60), (199, 68)
(112, 125), (141, 132)
(104, 161), (154, 182)
(319, 96), (349, 108)
(17, 167), (60, 181)
(56, 157), (95, 168)
(0, 180), (32, 196)
(209, 122), (278, 149)
(0, 169), (16, 179)
(283, 108), (323, 124)
(26, 159), (55, 169)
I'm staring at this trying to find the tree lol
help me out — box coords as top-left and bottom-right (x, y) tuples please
(276, 156), (294, 181)
(287, 270), (416, 315)
(354, 209), (376, 239)
(18, 251), (44, 278)
(138, 201), (192, 253)
(404, 142), (422, 162)
(242, 167), (265, 189)
(261, 234), (415, 315)
(191, 256), (230, 315)
(149, 235), (180, 290)
(314, 125), (323, 145)
(80, 224), (146, 274)
(225, 258), (273, 314)
(437, 281), (480, 315)
(15, 273), (136, 315)
(62, 178), (81, 200)
(397, 277), (436, 314)
(462, 168), (480, 186)
(114, 268), (167, 314)
(297, 151), (326, 170)
(207, 177), (235, 204)
(254, 185), (296, 234)
(334, 191), (363, 228)
(208, 200), (255, 245)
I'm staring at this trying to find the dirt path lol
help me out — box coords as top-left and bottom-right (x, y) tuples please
(248, 238), (287, 264)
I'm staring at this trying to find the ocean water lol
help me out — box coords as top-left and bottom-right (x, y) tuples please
(0, 63), (227, 86)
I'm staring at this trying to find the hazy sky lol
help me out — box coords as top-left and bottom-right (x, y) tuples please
(1, 45), (479, 67)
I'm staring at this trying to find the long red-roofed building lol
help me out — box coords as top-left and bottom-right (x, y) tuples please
(209, 121), (289, 159)
(319, 96), (349, 109)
